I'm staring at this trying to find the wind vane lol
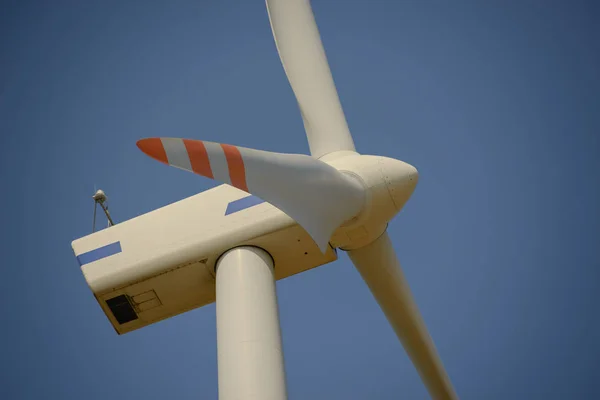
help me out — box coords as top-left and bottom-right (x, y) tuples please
(92, 189), (114, 232)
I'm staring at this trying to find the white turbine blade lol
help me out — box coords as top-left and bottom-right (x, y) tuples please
(137, 138), (364, 252)
(266, 0), (356, 159)
(347, 232), (459, 400)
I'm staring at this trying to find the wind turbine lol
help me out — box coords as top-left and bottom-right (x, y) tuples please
(72, 1), (459, 399)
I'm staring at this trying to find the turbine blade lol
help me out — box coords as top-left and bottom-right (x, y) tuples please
(137, 137), (364, 252)
(266, 0), (356, 159)
(347, 232), (459, 400)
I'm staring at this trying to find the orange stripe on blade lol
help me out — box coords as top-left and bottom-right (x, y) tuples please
(183, 139), (213, 178)
(220, 144), (248, 192)
(136, 138), (168, 164)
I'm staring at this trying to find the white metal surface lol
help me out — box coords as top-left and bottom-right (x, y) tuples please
(216, 247), (287, 400)
(266, 0), (356, 159)
(347, 232), (459, 400)
(72, 184), (337, 334)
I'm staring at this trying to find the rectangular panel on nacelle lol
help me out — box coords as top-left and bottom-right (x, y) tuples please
(72, 184), (337, 334)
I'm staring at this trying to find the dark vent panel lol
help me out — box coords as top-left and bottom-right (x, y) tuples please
(106, 295), (138, 324)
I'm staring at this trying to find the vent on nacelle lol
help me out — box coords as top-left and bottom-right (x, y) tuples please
(106, 294), (138, 324)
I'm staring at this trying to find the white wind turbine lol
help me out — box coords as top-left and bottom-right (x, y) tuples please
(73, 1), (459, 399)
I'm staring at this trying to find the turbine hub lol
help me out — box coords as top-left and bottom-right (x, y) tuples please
(325, 154), (419, 250)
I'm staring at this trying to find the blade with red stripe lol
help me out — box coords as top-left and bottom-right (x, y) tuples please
(137, 138), (364, 252)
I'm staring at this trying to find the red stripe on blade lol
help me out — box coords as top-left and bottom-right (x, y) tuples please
(136, 138), (168, 164)
(220, 144), (248, 192)
(183, 139), (213, 178)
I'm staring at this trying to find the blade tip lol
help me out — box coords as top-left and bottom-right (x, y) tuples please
(136, 138), (168, 164)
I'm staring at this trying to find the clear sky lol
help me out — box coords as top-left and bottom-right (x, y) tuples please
(1, 1), (599, 399)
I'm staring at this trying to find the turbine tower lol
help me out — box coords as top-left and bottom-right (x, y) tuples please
(72, 1), (459, 399)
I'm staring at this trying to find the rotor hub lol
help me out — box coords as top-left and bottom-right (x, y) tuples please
(325, 153), (418, 250)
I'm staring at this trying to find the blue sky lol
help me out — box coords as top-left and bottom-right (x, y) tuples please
(1, 1), (599, 399)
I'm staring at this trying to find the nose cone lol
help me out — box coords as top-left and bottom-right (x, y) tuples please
(408, 164), (419, 190)
(382, 159), (419, 212)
